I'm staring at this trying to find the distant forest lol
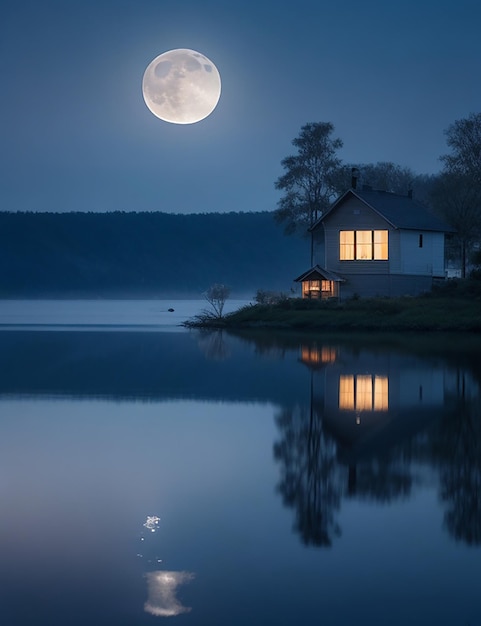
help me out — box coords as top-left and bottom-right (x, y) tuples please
(0, 211), (308, 297)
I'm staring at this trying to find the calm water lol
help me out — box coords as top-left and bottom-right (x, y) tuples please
(1, 300), (481, 626)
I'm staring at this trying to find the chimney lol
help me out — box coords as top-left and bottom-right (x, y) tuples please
(351, 167), (359, 189)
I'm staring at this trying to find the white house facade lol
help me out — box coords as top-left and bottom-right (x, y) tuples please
(295, 187), (453, 300)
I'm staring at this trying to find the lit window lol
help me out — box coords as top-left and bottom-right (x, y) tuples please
(340, 231), (354, 260)
(302, 280), (320, 297)
(339, 230), (388, 260)
(356, 231), (372, 260)
(374, 230), (388, 259)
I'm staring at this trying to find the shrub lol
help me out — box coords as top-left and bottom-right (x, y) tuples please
(254, 289), (289, 305)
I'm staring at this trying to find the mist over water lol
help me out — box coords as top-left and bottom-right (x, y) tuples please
(0, 299), (250, 330)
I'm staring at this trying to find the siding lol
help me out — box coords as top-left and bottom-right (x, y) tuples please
(398, 231), (445, 276)
(339, 274), (434, 299)
(312, 228), (325, 266)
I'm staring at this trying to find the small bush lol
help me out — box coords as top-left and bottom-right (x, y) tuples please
(254, 289), (289, 305)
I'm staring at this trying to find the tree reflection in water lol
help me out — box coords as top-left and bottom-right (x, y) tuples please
(196, 330), (230, 361)
(274, 405), (342, 547)
(273, 403), (416, 548)
(435, 394), (481, 545)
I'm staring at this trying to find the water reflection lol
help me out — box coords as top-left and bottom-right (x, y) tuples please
(1, 328), (480, 554)
(270, 334), (481, 548)
(2, 327), (481, 624)
(144, 571), (195, 617)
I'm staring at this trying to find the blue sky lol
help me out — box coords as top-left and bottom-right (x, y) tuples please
(1, 0), (480, 214)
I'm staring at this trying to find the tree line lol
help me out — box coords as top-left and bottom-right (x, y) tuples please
(274, 114), (481, 277)
(0, 211), (306, 297)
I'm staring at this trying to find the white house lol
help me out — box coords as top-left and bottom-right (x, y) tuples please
(295, 186), (454, 299)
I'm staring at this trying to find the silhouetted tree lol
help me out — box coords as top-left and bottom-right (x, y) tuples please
(332, 162), (436, 205)
(431, 113), (481, 276)
(274, 122), (343, 236)
(332, 161), (415, 194)
(440, 112), (481, 185)
(431, 172), (481, 276)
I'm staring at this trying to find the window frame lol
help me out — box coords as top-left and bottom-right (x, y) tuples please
(339, 230), (388, 261)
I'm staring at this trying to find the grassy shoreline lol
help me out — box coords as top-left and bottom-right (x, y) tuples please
(185, 281), (481, 332)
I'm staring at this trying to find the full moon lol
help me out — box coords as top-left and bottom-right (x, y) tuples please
(142, 49), (221, 124)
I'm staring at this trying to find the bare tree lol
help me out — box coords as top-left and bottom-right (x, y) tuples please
(203, 283), (230, 318)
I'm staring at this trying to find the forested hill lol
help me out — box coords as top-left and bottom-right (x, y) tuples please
(0, 211), (308, 297)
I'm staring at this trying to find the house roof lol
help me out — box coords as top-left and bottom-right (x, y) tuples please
(311, 188), (455, 233)
(294, 265), (345, 283)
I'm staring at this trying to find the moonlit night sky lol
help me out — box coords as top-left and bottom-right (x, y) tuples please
(2, 0), (481, 214)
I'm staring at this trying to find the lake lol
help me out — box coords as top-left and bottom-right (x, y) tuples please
(1, 300), (481, 626)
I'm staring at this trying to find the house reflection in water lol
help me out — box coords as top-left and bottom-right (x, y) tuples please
(317, 348), (448, 461)
(275, 340), (481, 547)
(295, 342), (469, 499)
(299, 344), (337, 368)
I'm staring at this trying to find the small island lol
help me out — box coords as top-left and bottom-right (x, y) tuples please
(185, 279), (481, 332)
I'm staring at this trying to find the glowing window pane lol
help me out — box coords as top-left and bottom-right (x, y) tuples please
(374, 230), (388, 260)
(356, 375), (373, 410)
(374, 376), (389, 411)
(339, 375), (354, 410)
(356, 231), (372, 260)
(340, 231), (354, 260)
(309, 280), (320, 291)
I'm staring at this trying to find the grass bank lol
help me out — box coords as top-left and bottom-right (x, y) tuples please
(185, 279), (481, 332)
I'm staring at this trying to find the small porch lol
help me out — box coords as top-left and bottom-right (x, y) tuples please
(294, 265), (344, 300)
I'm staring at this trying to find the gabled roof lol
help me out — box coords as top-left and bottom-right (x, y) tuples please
(294, 265), (345, 283)
(311, 188), (454, 233)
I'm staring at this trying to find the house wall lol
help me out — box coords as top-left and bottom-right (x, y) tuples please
(397, 231), (445, 277)
(338, 274), (434, 299)
(312, 228), (325, 265)
(313, 194), (446, 298)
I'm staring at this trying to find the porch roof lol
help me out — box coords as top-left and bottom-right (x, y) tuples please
(294, 265), (345, 283)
